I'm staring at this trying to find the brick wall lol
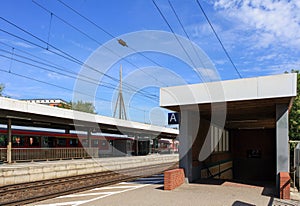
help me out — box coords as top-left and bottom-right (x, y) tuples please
(164, 168), (185, 190)
(279, 172), (290, 199)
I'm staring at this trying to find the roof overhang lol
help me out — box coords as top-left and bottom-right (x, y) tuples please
(0, 97), (178, 138)
(160, 73), (297, 129)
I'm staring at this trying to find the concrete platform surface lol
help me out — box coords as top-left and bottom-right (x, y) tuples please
(27, 175), (300, 206)
(0, 154), (179, 186)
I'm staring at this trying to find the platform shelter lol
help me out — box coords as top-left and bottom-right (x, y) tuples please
(160, 73), (297, 197)
(0, 97), (178, 163)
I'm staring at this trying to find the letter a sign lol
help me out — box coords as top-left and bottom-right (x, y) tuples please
(168, 113), (180, 125)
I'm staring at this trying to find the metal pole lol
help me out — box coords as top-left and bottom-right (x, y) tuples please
(172, 139), (175, 154)
(7, 118), (12, 163)
(87, 129), (91, 148)
(136, 135), (139, 155)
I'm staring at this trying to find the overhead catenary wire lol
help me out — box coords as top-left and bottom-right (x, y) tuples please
(0, 68), (149, 113)
(29, 3), (161, 99)
(152, 0), (198, 72)
(31, 1), (164, 98)
(168, 0), (213, 82)
(0, 46), (158, 100)
(195, 0), (242, 78)
(0, 26), (154, 100)
(0, 67), (102, 101)
(0, 41), (142, 96)
(55, 0), (168, 86)
(0, 17), (159, 100)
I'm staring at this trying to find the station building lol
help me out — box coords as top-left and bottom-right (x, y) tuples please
(160, 73), (297, 197)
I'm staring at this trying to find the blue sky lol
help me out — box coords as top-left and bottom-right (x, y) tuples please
(0, 0), (299, 125)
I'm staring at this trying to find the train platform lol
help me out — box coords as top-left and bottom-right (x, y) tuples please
(0, 154), (179, 186)
(26, 174), (300, 206)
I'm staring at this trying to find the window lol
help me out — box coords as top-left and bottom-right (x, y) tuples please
(210, 125), (229, 153)
(57, 138), (66, 146)
(28, 136), (40, 147)
(99, 140), (109, 150)
(70, 139), (78, 147)
(13, 136), (25, 147)
(92, 139), (99, 147)
(81, 139), (88, 147)
(0, 135), (7, 147)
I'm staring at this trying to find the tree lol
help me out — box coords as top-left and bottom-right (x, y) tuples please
(0, 84), (4, 96)
(288, 70), (300, 168)
(70, 100), (96, 114)
(289, 70), (300, 141)
(57, 102), (72, 110)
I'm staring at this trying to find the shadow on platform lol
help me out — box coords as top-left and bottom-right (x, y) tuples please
(232, 201), (255, 206)
(194, 178), (276, 197)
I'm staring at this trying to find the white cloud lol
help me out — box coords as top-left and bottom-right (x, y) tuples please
(213, 0), (300, 48)
(256, 53), (277, 61)
(189, 23), (223, 38)
(195, 67), (220, 81)
(13, 41), (34, 49)
(68, 40), (94, 52)
(47, 72), (68, 80)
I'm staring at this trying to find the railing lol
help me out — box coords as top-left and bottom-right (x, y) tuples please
(0, 148), (7, 162)
(10, 148), (98, 162)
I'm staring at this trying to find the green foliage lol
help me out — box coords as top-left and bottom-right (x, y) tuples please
(0, 84), (4, 96)
(70, 100), (96, 114)
(289, 70), (300, 141)
(57, 102), (72, 110)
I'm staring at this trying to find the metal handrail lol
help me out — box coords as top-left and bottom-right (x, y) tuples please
(7, 148), (98, 162)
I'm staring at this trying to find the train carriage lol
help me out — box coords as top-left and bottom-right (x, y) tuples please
(158, 138), (179, 154)
(0, 128), (178, 161)
(0, 129), (134, 160)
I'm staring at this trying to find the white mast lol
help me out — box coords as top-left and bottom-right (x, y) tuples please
(113, 65), (127, 120)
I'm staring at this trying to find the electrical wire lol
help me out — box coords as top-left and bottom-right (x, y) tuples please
(0, 17), (159, 100)
(168, 0), (212, 82)
(55, 0), (168, 86)
(195, 0), (242, 78)
(152, 0), (198, 71)
(0, 46), (158, 100)
(0, 68), (149, 114)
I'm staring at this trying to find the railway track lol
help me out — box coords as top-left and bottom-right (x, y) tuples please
(0, 162), (178, 206)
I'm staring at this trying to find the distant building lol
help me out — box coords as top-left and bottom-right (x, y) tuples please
(22, 99), (71, 108)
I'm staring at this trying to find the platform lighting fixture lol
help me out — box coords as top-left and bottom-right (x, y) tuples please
(6, 115), (32, 121)
(32, 121), (51, 126)
(228, 120), (258, 123)
(69, 123), (85, 127)
(238, 127), (265, 130)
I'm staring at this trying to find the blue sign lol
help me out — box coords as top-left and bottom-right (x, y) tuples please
(168, 113), (180, 125)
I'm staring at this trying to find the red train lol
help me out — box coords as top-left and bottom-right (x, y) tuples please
(158, 138), (179, 154)
(0, 128), (178, 158)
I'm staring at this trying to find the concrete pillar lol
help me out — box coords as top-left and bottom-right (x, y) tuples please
(172, 139), (175, 154)
(179, 109), (200, 182)
(87, 129), (92, 148)
(136, 135), (139, 155)
(65, 129), (70, 134)
(7, 118), (12, 164)
(276, 104), (289, 196)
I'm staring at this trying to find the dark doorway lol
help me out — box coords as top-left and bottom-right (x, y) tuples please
(231, 129), (276, 182)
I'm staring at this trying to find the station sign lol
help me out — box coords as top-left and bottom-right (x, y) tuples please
(168, 112), (180, 125)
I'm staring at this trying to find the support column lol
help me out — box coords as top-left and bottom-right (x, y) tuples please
(136, 135), (139, 155)
(87, 129), (92, 148)
(276, 104), (290, 197)
(65, 128), (70, 134)
(172, 139), (175, 154)
(7, 118), (12, 164)
(179, 109), (200, 182)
